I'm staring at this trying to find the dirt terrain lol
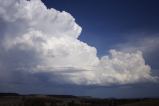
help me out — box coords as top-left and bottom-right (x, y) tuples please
(0, 93), (159, 106)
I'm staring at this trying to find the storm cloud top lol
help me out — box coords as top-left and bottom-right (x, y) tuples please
(0, 0), (158, 87)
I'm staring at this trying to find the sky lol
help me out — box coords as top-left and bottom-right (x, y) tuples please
(0, 0), (159, 98)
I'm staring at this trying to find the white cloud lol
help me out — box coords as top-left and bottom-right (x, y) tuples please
(0, 0), (158, 86)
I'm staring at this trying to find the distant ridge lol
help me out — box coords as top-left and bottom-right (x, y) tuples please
(47, 94), (77, 98)
(0, 93), (80, 98)
(0, 93), (20, 96)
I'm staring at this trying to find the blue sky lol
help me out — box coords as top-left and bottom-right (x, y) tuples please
(0, 0), (159, 98)
(43, 0), (159, 52)
(43, 0), (159, 76)
(42, 0), (159, 97)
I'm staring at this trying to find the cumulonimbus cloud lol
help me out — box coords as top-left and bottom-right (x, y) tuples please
(0, 0), (158, 86)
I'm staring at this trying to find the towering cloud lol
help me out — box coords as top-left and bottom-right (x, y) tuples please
(0, 0), (158, 86)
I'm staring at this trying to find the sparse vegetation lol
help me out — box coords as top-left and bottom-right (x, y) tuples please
(0, 93), (159, 106)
